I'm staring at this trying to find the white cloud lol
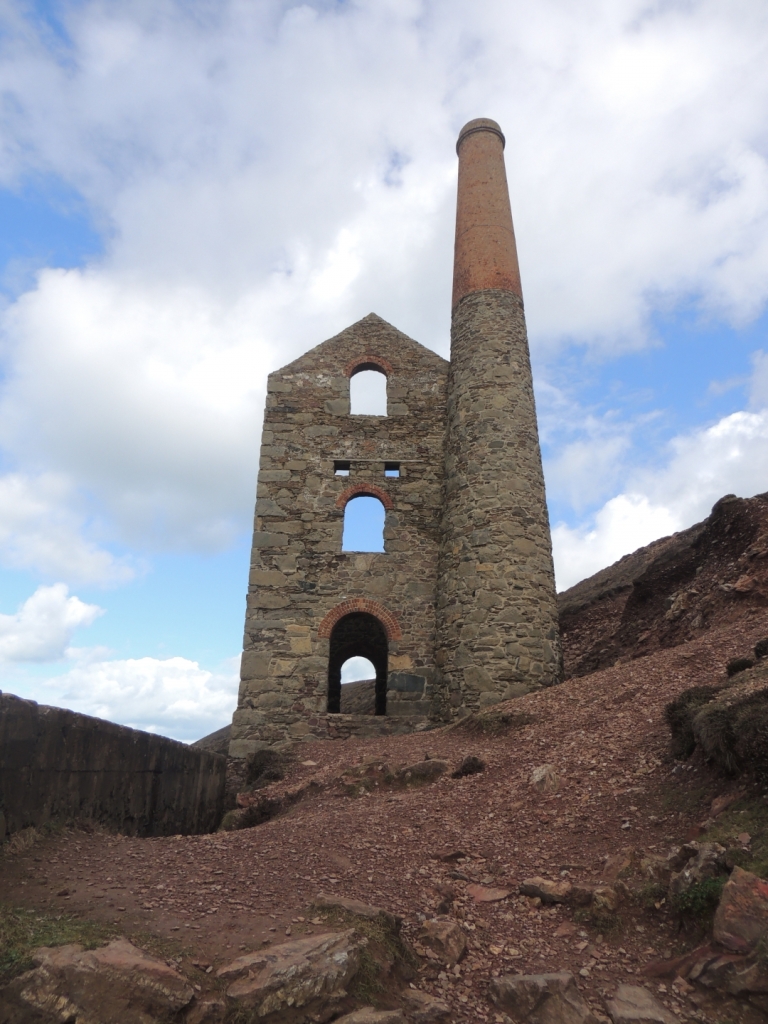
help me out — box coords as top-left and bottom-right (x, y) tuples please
(0, 0), (767, 585)
(0, 583), (103, 662)
(43, 654), (239, 743)
(0, 473), (134, 584)
(553, 406), (768, 590)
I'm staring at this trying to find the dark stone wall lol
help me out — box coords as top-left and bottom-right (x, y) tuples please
(231, 312), (449, 754)
(0, 693), (226, 840)
(435, 289), (562, 712)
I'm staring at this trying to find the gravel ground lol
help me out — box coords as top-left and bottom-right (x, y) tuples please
(3, 613), (768, 1022)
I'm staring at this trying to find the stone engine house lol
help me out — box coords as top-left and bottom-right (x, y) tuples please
(230, 119), (562, 757)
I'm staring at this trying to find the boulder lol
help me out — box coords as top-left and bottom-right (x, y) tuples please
(217, 929), (361, 1017)
(520, 877), (572, 904)
(466, 883), (510, 903)
(416, 919), (467, 966)
(401, 988), (451, 1022)
(592, 887), (620, 914)
(713, 866), (768, 953)
(490, 972), (598, 1024)
(604, 984), (677, 1024)
(313, 893), (402, 934)
(396, 760), (449, 785)
(451, 755), (486, 778)
(333, 1010), (405, 1023)
(0, 939), (194, 1024)
(184, 995), (227, 1022)
(668, 842), (727, 899)
(530, 765), (559, 795)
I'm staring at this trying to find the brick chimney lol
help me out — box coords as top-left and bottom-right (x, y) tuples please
(436, 118), (562, 714)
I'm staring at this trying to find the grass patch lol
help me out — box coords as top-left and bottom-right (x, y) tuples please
(0, 905), (116, 986)
(636, 881), (668, 912)
(664, 686), (720, 760)
(243, 748), (292, 791)
(669, 877), (725, 930)
(705, 795), (768, 879)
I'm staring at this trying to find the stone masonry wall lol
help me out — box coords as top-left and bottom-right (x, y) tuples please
(230, 314), (449, 755)
(435, 289), (562, 713)
(0, 693), (226, 840)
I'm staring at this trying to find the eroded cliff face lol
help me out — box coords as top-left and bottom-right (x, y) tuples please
(558, 491), (768, 679)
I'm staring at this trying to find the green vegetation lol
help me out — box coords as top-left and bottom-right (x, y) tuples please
(669, 877), (725, 928)
(705, 795), (768, 879)
(0, 905), (116, 986)
(664, 685), (720, 760)
(244, 747), (291, 790)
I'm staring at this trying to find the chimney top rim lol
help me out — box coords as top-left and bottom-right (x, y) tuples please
(456, 118), (505, 155)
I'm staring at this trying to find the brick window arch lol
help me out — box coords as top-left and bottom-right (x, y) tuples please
(318, 599), (402, 641)
(344, 354), (394, 377)
(335, 483), (393, 511)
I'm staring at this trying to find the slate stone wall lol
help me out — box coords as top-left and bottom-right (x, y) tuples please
(231, 313), (449, 754)
(0, 693), (226, 840)
(435, 289), (562, 712)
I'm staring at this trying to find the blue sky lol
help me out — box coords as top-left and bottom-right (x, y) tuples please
(1, 0), (768, 741)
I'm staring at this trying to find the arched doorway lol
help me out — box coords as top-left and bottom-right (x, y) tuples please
(327, 611), (388, 716)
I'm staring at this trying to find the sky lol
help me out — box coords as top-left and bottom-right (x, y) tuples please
(1, 0), (768, 742)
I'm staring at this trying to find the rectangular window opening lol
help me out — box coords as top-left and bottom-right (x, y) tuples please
(334, 461), (351, 476)
(384, 462), (400, 478)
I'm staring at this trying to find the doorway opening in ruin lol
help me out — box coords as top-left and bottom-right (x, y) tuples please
(327, 612), (388, 716)
(350, 367), (387, 415)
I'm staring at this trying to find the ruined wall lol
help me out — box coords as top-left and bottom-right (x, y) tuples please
(231, 313), (448, 755)
(0, 694), (226, 840)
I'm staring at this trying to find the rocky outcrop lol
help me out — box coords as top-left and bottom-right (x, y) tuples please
(217, 929), (362, 1018)
(490, 972), (598, 1024)
(605, 984), (677, 1024)
(0, 939), (194, 1023)
(559, 492), (768, 678)
(713, 866), (768, 953)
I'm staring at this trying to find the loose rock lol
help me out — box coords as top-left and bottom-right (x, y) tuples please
(451, 755), (486, 778)
(605, 984), (677, 1024)
(520, 877), (570, 903)
(333, 1009), (405, 1023)
(217, 929), (361, 1017)
(490, 971), (598, 1024)
(417, 919), (467, 966)
(401, 988), (451, 1022)
(713, 865), (768, 953)
(530, 764), (559, 795)
(668, 842), (727, 899)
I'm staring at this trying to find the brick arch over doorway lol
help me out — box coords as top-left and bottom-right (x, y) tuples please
(317, 598), (402, 641)
(335, 483), (394, 511)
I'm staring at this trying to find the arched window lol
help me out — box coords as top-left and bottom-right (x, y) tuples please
(349, 368), (387, 416)
(342, 495), (385, 552)
(339, 656), (377, 714)
(328, 614), (387, 715)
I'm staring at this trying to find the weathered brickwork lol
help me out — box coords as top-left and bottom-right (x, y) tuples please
(230, 315), (448, 755)
(230, 117), (562, 753)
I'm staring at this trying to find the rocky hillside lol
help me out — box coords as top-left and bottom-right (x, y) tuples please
(559, 491), (768, 678)
(4, 491), (768, 1024)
